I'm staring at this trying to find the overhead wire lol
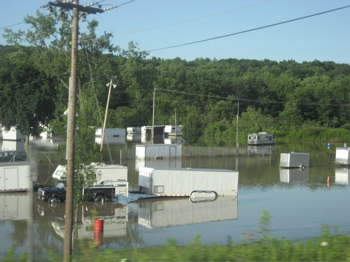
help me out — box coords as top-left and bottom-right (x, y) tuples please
(147, 5), (350, 53)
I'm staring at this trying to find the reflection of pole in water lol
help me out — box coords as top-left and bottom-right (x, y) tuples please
(235, 155), (239, 171)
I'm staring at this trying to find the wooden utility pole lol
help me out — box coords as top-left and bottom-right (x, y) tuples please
(40, 1), (120, 260)
(235, 102), (240, 156)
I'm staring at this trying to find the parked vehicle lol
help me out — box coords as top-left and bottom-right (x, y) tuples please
(247, 132), (275, 146)
(37, 182), (117, 204)
(138, 167), (239, 197)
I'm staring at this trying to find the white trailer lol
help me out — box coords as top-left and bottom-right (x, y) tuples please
(138, 167), (239, 197)
(247, 132), (275, 146)
(164, 125), (182, 137)
(0, 162), (31, 192)
(1, 126), (26, 141)
(127, 127), (141, 134)
(52, 163), (128, 196)
(335, 147), (350, 165)
(136, 196), (237, 228)
(136, 144), (182, 159)
(95, 128), (126, 144)
(280, 152), (309, 168)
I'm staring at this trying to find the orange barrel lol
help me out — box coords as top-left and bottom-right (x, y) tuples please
(94, 219), (104, 233)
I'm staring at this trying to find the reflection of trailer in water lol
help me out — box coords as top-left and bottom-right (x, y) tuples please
(135, 196), (237, 228)
(0, 193), (31, 220)
(52, 202), (128, 239)
(135, 157), (182, 172)
(280, 168), (309, 183)
(335, 167), (350, 185)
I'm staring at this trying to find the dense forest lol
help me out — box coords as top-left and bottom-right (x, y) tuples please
(1, 10), (350, 144)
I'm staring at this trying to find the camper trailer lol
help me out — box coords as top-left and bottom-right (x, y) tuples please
(138, 167), (239, 197)
(141, 125), (165, 138)
(52, 163), (128, 196)
(0, 162), (31, 192)
(135, 144), (182, 159)
(95, 128), (125, 144)
(127, 127), (141, 134)
(164, 125), (182, 137)
(247, 132), (275, 146)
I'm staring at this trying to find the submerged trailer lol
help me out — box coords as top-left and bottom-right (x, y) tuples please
(280, 152), (310, 168)
(335, 147), (350, 165)
(247, 132), (275, 146)
(138, 167), (239, 197)
(136, 144), (182, 159)
(0, 162), (31, 192)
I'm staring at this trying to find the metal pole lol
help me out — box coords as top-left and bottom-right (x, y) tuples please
(152, 89), (155, 144)
(64, 0), (79, 258)
(100, 78), (113, 151)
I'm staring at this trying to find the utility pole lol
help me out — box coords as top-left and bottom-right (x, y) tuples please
(40, 1), (123, 260)
(152, 89), (156, 144)
(235, 102), (240, 156)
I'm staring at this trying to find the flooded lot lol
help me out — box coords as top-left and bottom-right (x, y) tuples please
(0, 140), (349, 259)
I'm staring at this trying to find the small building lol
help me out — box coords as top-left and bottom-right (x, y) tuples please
(135, 144), (182, 159)
(335, 147), (350, 165)
(247, 132), (275, 146)
(0, 126), (26, 141)
(280, 152), (309, 168)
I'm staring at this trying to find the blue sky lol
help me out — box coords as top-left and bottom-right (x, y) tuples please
(1, 0), (349, 64)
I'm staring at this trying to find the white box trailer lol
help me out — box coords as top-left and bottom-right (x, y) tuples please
(280, 152), (309, 168)
(95, 128), (126, 144)
(0, 162), (31, 192)
(136, 196), (237, 228)
(0, 193), (31, 220)
(1, 126), (26, 141)
(335, 147), (350, 165)
(138, 167), (239, 197)
(136, 144), (182, 159)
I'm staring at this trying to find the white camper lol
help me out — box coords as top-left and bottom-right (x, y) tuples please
(247, 132), (275, 146)
(127, 127), (141, 134)
(52, 163), (128, 196)
(135, 144), (182, 159)
(164, 125), (182, 137)
(138, 167), (239, 197)
(335, 147), (350, 165)
(95, 128), (126, 144)
(1, 126), (26, 141)
(136, 196), (237, 228)
(0, 162), (31, 192)
(280, 152), (310, 168)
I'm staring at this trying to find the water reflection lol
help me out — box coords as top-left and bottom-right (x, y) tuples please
(280, 168), (309, 183)
(335, 167), (350, 185)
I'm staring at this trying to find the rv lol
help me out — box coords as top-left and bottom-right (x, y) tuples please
(138, 167), (239, 197)
(51, 162), (128, 196)
(247, 132), (275, 146)
(95, 128), (126, 144)
(164, 125), (182, 137)
(127, 127), (141, 134)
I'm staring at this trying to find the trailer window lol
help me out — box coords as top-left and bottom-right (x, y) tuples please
(154, 185), (164, 193)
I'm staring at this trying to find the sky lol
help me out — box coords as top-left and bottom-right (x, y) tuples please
(0, 0), (349, 64)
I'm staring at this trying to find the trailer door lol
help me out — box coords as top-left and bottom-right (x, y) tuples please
(4, 167), (19, 190)
(169, 146), (176, 158)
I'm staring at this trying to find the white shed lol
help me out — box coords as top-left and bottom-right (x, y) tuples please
(135, 144), (182, 159)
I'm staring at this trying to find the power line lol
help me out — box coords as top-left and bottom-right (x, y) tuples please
(147, 5), (350, 53)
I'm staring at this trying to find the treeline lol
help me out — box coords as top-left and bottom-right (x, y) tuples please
(1, 11), (350, 144)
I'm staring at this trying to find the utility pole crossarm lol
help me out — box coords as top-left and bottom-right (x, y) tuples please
(48, 1), (104, 13)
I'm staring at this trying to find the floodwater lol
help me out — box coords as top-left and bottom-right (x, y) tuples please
(0, 139), (349, 260)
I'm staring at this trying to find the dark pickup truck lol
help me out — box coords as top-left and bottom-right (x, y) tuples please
(38, 182), (116, 204)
